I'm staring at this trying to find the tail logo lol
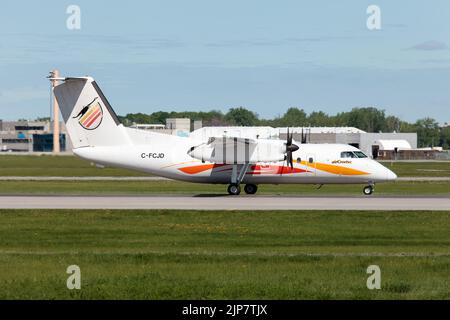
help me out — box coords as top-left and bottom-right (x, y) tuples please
(72, 97), (103, 130)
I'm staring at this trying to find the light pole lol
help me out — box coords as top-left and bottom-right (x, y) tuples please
(49, 69), (60, 153)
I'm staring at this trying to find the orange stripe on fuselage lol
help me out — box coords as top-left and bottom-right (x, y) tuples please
(297, 160), (369, 175)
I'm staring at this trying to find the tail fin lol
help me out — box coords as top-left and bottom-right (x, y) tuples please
(53, 77), (130, 148)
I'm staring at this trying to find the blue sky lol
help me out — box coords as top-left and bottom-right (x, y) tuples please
(0, 0), (449, 123)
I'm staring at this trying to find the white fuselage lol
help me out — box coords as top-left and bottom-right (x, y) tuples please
(73, 126), (397, 185)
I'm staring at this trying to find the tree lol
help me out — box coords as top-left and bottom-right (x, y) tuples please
(439, 126), (450, 149)
(384, 115), (401, 132)
(149, 111), (171, 124)
(399, 121), (416, 133)
(414, 118), (440, 147)
(307, 111), (333, 126)
(343, 107), (386, 132)
(35, 117), (51, 122)
(224, 107), (259, 126)
(278, 107), (307, 126)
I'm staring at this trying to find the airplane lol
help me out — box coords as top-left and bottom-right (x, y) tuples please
(52, 76), (397, 196)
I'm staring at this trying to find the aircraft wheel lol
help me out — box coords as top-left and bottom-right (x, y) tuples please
(244, 184), (258, 195)
(227, 184), (241, 195)
(363, 185), (374, 195)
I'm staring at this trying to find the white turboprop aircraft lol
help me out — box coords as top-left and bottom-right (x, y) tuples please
(53, 76), (397, 195)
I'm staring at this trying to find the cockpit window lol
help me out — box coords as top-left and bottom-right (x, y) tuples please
(340, 151), (357, 158)
(340, 151), (368, 158)
(354, 151), (368, 158)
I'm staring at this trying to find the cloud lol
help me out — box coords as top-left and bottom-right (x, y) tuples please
(410, 40), (447, 51)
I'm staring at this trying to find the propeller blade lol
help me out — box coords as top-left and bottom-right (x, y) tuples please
(287, 127), (292, 145)
(288, 151), (293, 169)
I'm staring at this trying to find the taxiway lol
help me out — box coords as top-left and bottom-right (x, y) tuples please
(1, 195), (449, 211)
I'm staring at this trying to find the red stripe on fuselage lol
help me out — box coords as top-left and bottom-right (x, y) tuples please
(247, 165), (308, 175)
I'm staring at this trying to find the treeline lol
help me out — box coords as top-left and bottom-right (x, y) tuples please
(118, 107), (450, 148)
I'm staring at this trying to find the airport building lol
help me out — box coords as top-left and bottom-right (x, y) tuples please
(0, 120), (70, 152)
(130, 118), (192, 137)
(282, 127), (419, 160)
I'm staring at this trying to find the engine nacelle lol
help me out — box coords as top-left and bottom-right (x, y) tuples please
(188, 138), (287, 164)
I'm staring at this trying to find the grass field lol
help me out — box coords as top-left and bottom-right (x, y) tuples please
(0, 209), (448, 299)
(0, 180), (449, 196)
(0, 155), (145, 177)
(381, 161), (450, 177)
(0, 154), (449, 177)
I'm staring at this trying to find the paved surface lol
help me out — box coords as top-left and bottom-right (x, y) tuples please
(1, 176), (449, 181)
(396, 177), (450, 181)
(1, 195), (449, 210)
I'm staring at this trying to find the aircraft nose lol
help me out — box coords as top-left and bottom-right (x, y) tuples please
(386, 169), (397, 181)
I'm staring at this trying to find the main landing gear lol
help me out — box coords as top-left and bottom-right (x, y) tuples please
(227, 183), (241, 195)
(227, 183), (258, 195)
(227, 163), (258, 195)
(244, 184), (258, 194)
(363, 184), (374, 195)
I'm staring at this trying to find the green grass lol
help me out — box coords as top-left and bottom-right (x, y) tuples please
(0, 154), (145, 177)
(0, 209), (448, 299)
(0, 180), (449, 196)
(381, 161), (450, 177)
(0, 154), (449, 177)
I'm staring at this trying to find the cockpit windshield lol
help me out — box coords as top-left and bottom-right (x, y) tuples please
(341, 151), (368, 158)
(353, 151), (368, 158)
(340, 151), (357, 158)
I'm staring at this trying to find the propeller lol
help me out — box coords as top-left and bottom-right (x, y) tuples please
(285, 127), (299, 169)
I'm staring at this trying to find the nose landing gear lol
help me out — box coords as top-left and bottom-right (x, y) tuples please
(363, 185), (374, 195)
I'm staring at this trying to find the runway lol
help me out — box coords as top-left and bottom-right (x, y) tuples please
(1, 195), (449, 210)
